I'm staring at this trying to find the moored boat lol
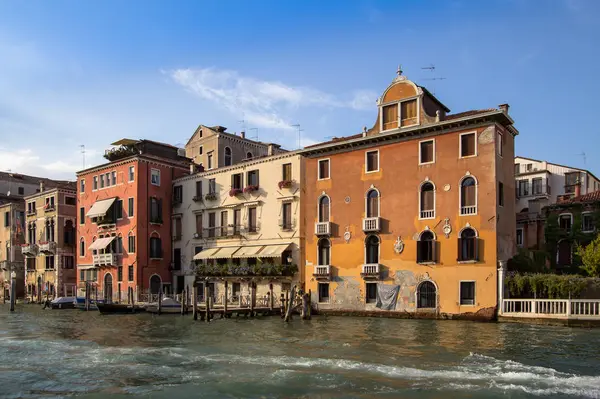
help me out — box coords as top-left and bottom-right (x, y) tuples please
(146, 297), (186, 314)
(50, 297), (76, 309)
(74, 297), (102, 310)
(96, 302), (145, 314)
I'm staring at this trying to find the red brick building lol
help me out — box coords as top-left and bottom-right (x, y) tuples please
(76, 139), (190, 301)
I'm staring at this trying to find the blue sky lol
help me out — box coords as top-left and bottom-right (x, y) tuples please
(0, 0), (599, 179)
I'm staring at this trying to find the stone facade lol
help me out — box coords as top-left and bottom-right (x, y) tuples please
(0, 201), (25, 299)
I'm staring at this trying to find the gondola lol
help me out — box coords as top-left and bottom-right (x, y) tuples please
(96, 302), (145, 314)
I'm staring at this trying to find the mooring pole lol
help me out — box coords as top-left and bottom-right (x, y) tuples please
(223, 280), (228, 316)
(280, 292), (285, 317)
(9, 274), (16, 312)
(193, 285), (198, 320)
(204, 282), (210, 322)
(158, 290), (163, 315)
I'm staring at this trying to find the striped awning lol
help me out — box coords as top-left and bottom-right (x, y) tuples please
(86, 198), (116, 218)
(77, 265), (97, 270)
(233, 246), (264, 258)
(257, 243), (291, 258)
(193, 248), (219, 260)
(88, 236), (115, 251)
(211, 246), (241, 258)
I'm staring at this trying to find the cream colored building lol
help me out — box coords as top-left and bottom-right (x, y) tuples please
(0, 201), (25, 299)
(185, 124), (286, 169)
(22, 183), (77, 301)
(172, 151), (304, 302)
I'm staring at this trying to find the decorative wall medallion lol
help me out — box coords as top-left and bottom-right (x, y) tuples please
(443, 184), (451, 192)
(443, 218), (452, 238)
(344, 196), (351, 204)
(344, 227), (351, 243)
(394, 236), (404, 254)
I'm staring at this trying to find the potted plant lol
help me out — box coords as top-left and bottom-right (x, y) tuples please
(278, 180), (293, 189)
(229, 188), (243, 197)
(204, 192), (218, 201)
(243, 185), (259, 193)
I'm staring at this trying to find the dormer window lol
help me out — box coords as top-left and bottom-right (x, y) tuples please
(381, 98), (418, 131)
(401, 99), (417, 127)
(382, 104), (398, 131)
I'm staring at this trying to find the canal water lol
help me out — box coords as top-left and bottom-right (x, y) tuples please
(0, 306), (599, 399)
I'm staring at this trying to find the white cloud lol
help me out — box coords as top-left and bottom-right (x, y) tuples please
(169, 68), (376, 131)
(0, 149), (40, 171)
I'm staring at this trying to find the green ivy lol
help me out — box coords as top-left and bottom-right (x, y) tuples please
(506, 273), (589, 299)
(195, 262), (298, 277)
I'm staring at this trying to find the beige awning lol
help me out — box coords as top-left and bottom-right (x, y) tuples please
(210, 246), (241, 259)
(233, 246), (265, 258)
(77, 265), (97, 270)
(257, 243), (292, 258)
(88, 236), (115, 251)
(86, 198), (116, 218)
(193, 248), (220, 260)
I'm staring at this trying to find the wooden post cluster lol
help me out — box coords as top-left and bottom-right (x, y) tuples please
(158, 290), (163, 315)
(9, 277), (16, 312)
(284, 285), (296, 322)
(204, 282), (210, 322)
(280, 292), (285, 317)
(84, 282), (90, 311)
(193, 285), (198, 320)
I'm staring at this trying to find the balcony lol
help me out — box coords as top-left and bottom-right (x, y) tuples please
(361, 264), (380, 279)
(26, 209), (36, 217)
(460, 206), (477, 216)
(313, 265), (331, 280)
(420, 210), (435, 219)
(39, 241), (57, 254)
(315, 222), (331, 236)
(104, 145), (138, 162)
(192, 195), (203, 202)
(21, 244), (38, 257)
(362, 217), (381, 232)
(203, 226), (243, 239)
(92, 253), (118, 267)
(44, 204), (56, 213)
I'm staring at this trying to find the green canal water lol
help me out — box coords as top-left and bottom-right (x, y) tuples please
(0, 306), (599, 398)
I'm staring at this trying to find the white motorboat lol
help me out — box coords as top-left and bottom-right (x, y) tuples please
(146, 297), (185, 314)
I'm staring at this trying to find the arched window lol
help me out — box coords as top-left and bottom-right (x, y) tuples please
(79, 238), (85, 257)
(460, 176), (477, 215)
(318, 196), (330, 223)
(417, 281), (437, 308)
(104, 273), (113, 303)
(417, 230), (436, 264)
(365, 235), (379, 264)
(246, 152), (253, 160)
(150, 233), (162, 259)
(420, 182), (435, 219)
(366, 189), (379, 218)
(224, 147), (232, 166)
(458, 227), (478, 261)
(150, 275), (162, 294)
(317, 238), (330, 266)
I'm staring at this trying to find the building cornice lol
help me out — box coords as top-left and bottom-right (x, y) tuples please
(76, 155), (190, 177)
(23, 187), (77, 201)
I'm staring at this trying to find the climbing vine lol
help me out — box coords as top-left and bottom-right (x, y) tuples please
(506, 273), (589, 299)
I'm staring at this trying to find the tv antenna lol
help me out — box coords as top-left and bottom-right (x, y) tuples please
(249, 128), (259, 141)
(80, 145), (85, 169)
(421, 64), (446, 94)
(291, 124), (304, 149)
(576, 152), (587, 167)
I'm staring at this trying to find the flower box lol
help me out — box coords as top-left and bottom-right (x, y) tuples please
(204, 193), (218, 201)
(278, 180), (293, 189)
(229, 188), (243, 197)
(243, 185), (259, 193)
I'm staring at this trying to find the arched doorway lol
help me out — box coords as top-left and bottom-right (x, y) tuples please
(150, 275), (162, 295)
(104, 273), (113, 303)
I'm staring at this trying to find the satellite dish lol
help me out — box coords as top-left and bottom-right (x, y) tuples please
(6, 191), (10, 197)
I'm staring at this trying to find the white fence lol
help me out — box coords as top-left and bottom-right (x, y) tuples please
(500, 299), (600, 320)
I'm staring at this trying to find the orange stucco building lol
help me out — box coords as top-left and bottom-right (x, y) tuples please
(301, 70), (518, 319)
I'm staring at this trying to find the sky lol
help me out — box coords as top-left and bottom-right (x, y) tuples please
(0, 0), (599, 180)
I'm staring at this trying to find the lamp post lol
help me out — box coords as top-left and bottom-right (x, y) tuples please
(10, 270), (16, 312)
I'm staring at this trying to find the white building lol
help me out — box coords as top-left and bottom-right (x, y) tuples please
(514, 156), (600, 249)
(171, 151), (304, 303)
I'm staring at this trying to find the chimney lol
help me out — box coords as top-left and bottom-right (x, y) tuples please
(39, 181), (44, 193)
(435, 110), (441, 123)
(267, 144), (274, 156)
(499, 103), (510, 114)
(575, 177), (581, 197)
(362, 126), (368, 137)
(240, 131), (246, 139)
(190, 163), (195, 174)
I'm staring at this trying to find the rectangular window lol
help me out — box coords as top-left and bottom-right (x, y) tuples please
(18, 186), (24, 195)
(128, 198), (134, 217)
(128, 166), (135, 182)
(460, 282), (476, 305)
(582, 213), (595, 232)
(65, 196), (76, 205)
(318, 159), (330, 180)
(532, 178), (543, 195)
(93, 176), (98, 190)
(366, 150), (379, 173)
(247, 170), (259, 187)
(518, 180), (529, 197)
(460, 132), (476, 157)
(128, 265), (134, 281)
(417, 239), (436, 263)
(151, 169), (161, 186)
(419, 140), (434, 164)
(195, 181), (202, 198)
(526, 163), (533, 172)
(318, 282), (330, 303)
(514, 164), (520, 175)
(79, 207), (85, 224)
(559, 214), (572, 231)
(111, 171), (117, 186)
(497, 132), (503, 156)
(282, 163), (292, 181)
(366, 282), (377, 303)
(382, 103), (398, 130)
(220, 211), (228, 236)
(174, 218), (182, 240)
(150, 197), (162, 223)
(195, 214), (203, 236)
(516, 228), (523, 247)
(80, 179), (85, 193)
(63, 256), (74, 269)
(100, 174), (105, 189)
(232, 282), (241, 299)
(281, 202), (292, 230)
(233, 209), (241, 234)
(173, 248), (181, 270)
(115, 199), (123, 219)
(458, 236), (478, 262)
(4, 211), (9, 227)
(565, 172), (580, 194)
(208, 212), (216, 237)
(105, 172), (111, 187)
(45, 255), (55, 270)
(117, 266), (123, 282)
(199, 146), (203, 155)
(128, 235), (135, 253)
(79, 239), (85, 257)
(248, 207), (257, 233)
(150, 237), (162, 258)
(207, 153), (213, 169)
(208, 179), (216, 194)
(173, 185), (183, 203)
(231, 173), (243, 190)
(498, 182), (504, 207)
(400, 99), (417, 126)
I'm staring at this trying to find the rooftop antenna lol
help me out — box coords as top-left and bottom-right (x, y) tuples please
(577, 152), (587, 167)
(249, 128), (259, 141)
(6, 169), (11, 197)
(421, 64), (446, 95)
(80, 145), (85, 169)
(291, 124), (304, 149)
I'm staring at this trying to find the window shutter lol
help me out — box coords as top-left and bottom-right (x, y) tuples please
(256, 170), (260, 187)
(457, 238), (463, 261)
(158, 199), (163, 222)
(432, 240), (437, 263)
(474, 238), (479, 261)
